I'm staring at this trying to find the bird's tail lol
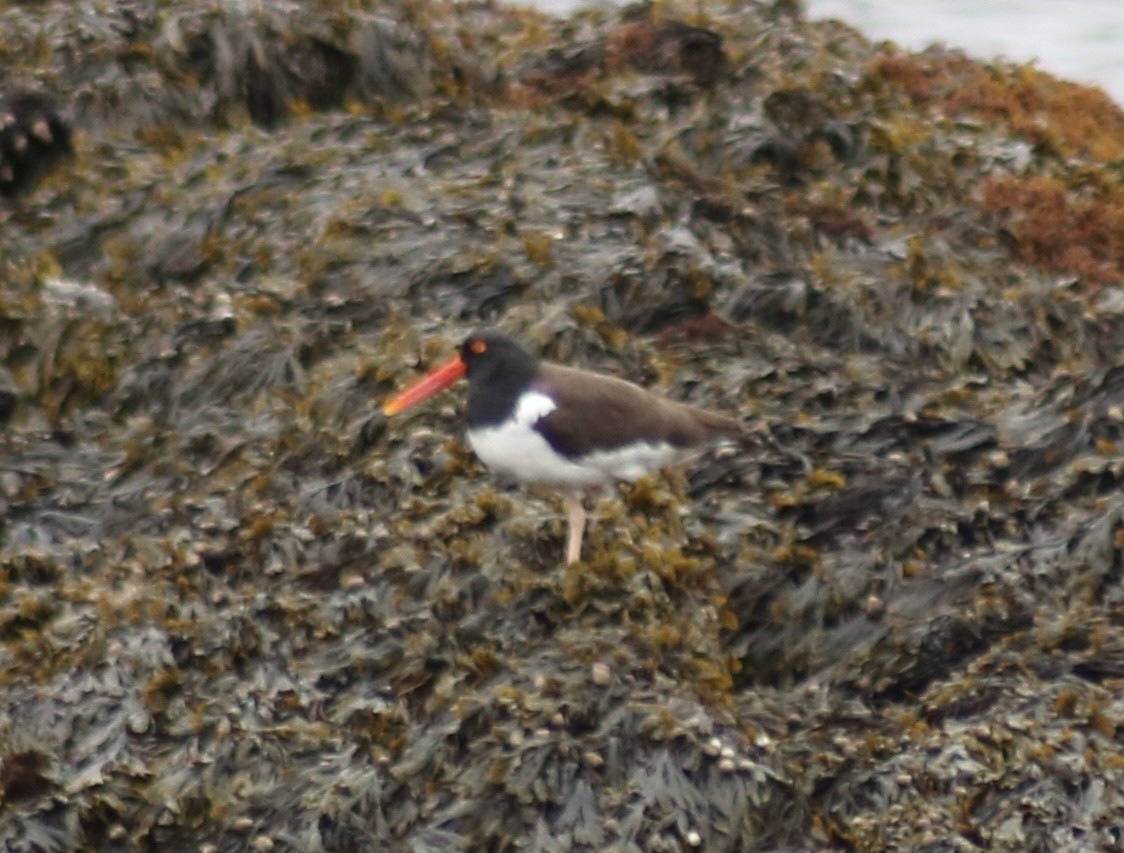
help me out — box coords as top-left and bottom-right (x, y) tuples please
(692, 406), (749, 439)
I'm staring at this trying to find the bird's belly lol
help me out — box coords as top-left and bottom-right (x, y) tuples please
(467, 423), (677, 488)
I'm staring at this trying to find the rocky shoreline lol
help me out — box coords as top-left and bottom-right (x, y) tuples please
(1, 0), (1122, 848)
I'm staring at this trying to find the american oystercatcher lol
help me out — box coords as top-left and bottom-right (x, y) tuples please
(383, 330), (744, 564)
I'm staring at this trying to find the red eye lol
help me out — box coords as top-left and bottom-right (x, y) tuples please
(470, 339), (488, 355)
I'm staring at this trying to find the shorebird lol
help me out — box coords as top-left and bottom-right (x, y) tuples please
(383, 330), (743, 564)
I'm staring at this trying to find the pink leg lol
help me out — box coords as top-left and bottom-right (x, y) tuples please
(564, 494), (586, 564)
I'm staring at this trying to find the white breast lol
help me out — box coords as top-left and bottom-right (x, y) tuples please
(466, 390), (678, 488)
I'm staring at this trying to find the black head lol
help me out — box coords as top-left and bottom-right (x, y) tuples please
(460, 331), (540, 427)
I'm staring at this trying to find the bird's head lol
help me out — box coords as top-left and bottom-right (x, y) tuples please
(382, 330), (536, 416)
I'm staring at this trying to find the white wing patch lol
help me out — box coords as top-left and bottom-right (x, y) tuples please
(512, 390), (557, 425)
(467, 390), (679, 488)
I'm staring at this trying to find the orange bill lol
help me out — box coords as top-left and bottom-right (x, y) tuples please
(382, 355), (467, 416)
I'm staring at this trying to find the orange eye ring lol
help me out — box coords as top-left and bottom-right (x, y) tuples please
(469, 339), (488, 355)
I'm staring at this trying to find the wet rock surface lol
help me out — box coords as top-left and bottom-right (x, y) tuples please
(1, 0), (1123, 849)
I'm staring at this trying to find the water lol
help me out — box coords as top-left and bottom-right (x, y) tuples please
(523, 1), (1124, 105)
(805, 0), (1124, 104)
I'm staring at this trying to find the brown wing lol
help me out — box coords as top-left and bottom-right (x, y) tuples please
(535, 363), (742, 458)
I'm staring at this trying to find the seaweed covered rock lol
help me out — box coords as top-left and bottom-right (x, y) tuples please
(0, 91), (71, 196)
(1, 0), (1124, 849)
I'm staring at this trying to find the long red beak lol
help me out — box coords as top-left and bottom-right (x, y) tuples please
(382, 355), (467, 416)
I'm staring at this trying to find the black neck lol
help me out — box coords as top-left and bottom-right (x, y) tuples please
(465, 348), (540, 427)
